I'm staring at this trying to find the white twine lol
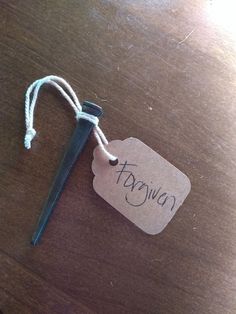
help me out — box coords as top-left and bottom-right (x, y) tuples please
(24, 75), (117, 161)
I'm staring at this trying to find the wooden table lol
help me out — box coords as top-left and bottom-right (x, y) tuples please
(1, 1), (236, 313)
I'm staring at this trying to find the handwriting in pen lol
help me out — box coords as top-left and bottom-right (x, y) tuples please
(116, 161), (176, 211)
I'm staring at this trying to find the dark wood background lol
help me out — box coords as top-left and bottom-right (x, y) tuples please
(0, 1), (236, 313)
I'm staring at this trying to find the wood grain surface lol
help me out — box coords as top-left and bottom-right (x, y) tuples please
(0, 1), (236, 313)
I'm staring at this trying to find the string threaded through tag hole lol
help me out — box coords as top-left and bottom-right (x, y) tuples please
(109, 158), (119, 166)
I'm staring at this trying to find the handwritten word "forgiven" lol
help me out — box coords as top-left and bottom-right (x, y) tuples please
(116, 161), (176, 211)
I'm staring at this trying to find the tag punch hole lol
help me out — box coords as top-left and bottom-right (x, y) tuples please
(109, 158), (119, 166)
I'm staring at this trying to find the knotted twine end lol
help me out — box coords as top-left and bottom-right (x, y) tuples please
(24, 128), (36, 149)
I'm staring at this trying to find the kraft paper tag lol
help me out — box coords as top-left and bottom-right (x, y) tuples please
(92, 138), (191, 235)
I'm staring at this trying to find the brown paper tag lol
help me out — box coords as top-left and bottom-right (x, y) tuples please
(92, 138), (191, 235)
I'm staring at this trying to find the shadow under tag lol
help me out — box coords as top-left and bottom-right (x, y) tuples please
(92, 138), (191, 235)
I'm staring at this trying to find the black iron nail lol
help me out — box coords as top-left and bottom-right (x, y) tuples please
(31, 101), (103, 246)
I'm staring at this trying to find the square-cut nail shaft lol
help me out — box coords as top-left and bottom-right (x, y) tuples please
(31, 101), (103, 245)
